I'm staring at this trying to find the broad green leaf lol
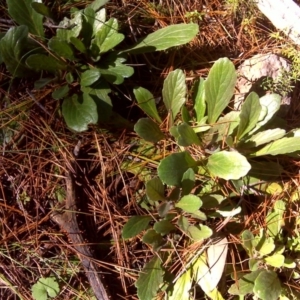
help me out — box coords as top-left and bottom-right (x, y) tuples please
(256, 236), (275, 256)
(7, 0), (44, 37)
(194, 253), (213, 294)
(203, 111), (239, 144)
(57, 11), (83, 42)
(228, 270), (262, 296)
(175, 195), (202, 213)
(81, 7), (95, 46)
(31, 2), (53, 19)
(26, 54), (67, 72)
(253, 270), (281, 300)
(265, 254), (285, 268)
(97, 68), (124, 84)
(80, 69), (101, 87)
(162, 69), (186, 126)
(105, 64), (134, 79)
(88, 0), (109, 11)
(34, 77), (53, 89)
(134, 87), (162, 123)
(245, 128), (286, 147)
(176, 123), (201, 146)
(254, 137), (300, 156)
(52, 85), (69, 100)
(81, 81), (112, 122)
(31, 276), (59, 300)
(48, 37), (75, 60)
(94, 18), (124, 53)
(178, 216), (190, 232)
(146, 177), (165, 201)
(193, 78), (206, 122)
(158, 201), (173, 218)
(181, 168), (195, 196)
(266, 211), (283, 238)
(191, 210), (207, 221)
(135, 256), (164, 300)
(122, 216), (152, 239)
(205, 58), (237, 123)
(207, 151), (251, 180)
(250, 94), (281, 135)
(158, 152), (197, 186)
(124, 23), (198, 54)
(181, 105), (191, 123)
(207, 237), (228, 291)
(188, 225), (212, 241)
(134, 118), (164, 143)
(247, 161), (283, 181)
(92, 8), (106, 34)
(169, 269), (192, 300)
(62, 93), (98, 132)
(70, 37), (87, 53)
(237, 92), (261, 139)
(0, 25), (33, 77)
(242, 230), (254, 256)
(154, 220), (175, 235)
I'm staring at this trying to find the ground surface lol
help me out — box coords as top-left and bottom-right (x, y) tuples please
(1, 1), (300, 299)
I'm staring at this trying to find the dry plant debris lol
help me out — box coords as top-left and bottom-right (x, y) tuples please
(1, 0), (300, 299)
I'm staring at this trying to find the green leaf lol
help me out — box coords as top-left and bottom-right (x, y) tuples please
(203, 111), (240, 144)
(31, 276), (60, 300)
(181, 106), (191, 123)
(48, 37), (75, 60)
(205, 58), (237, 124)
(70, 37), (87, 53)
(158, 151), (197, 186)
(176, 123), (201, 146)
(254, 137), (300, 156)
(194, 253), (212, 294)
(158, 201), (173, 218)
(228, 270), (262, 296)
(134, 87), (162, 123)
(256, 235), (275, 256)
(169, 269), (192, 300)
(207, 151), (251, 180)
(266, 211), (283, 238)
(206, 237), (228, 292)
(253, 270), (281, 300)
(0, 25), (33, 77)
(162, 69), (186, 125)
(57, 11), (83, 42)
(250, 94), (281, 135)
(242, 230), (255, 257)
(134, 118), (164, 143)
(93, 18), (124, 53)
(193, 78), (206, 122)
(264, 254), (285, 268)
(135, 256), (164, 300)
(154, 220), (175, 235)
(26, 54), (67, 72)
(92, 8), (106, 34)
(81, 81), (113, 122)
(175, 195), (202, 213)
(245, 128), (286, 147)
(237, 92), (261, 139)
(62, 93), (98, 132)
(181, 168), (195, 196)
(122, 216), (152, 239)
(88, 0), (109, 12)
(146, 177), (165, 201)
(52, 85), (69, 100)
(80, 69), (101, 87)
(31, 2), (53, 19)
(7, 0), (44, 37)
(124, 23), (198, 54)
(178, 216), (190, 232)
(188, 225), (212, 241)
